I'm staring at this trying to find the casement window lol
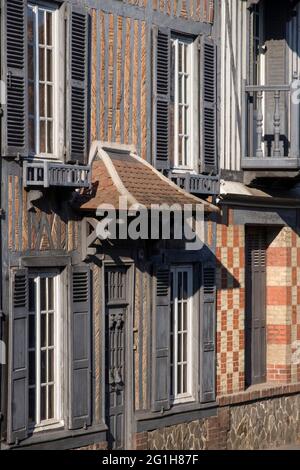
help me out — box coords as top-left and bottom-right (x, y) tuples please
(28, 3), (58, 158)
(170, 37), (198, 169)
(153, 28), (217, 174)
(170, 266), (193, 402)
(3, 0), (89, 164)
(152, 263), (216, 413)
(28, 272), (62, 429)
(8, 266), (92, 445)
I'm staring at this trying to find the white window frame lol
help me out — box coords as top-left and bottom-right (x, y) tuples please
(170, 266), (194, 404)
(28, 270), (63, 432)
(171, 36), (199, 171)
(28, 1), (65, 161)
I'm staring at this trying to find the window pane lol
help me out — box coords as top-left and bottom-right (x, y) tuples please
(46, 12), (53, 46)
(183, 272), (188, 300)
(48, 349), (54, 382)
(28, 7), (34, 43)
(178, 302), (182, 331)
(177, 365), (182, 394)
(39, 84), (45, 117)
(48, 313), (54, 346)
(183, 302), (187, 330)
(29, 314), (35, 349)
(29, 388), (35, 424)
(41, 350), (47, 383)
(183, 333), (187, 361)
(29, 350), (36, 386)
(39, 10), (45, 45)
(28, 45), (34, 81)
(178, 333), (182, 361)
(47, 86), (53, 117)
(48, 385), (54, 419)
(41, 386), (46, 421)
(47, 121), (53, 154)
(29, 279), (35, 312)
(47, 49), (53, 82)
(29, 119), (35, 154)
(39, 47), (45, 81)
(179, 43), (182, 73)
(40, 120), (46, 153)
(48, 277), (54, 309)
(183, 364), (187, 393)
(29, 83), (35, 116)
(41, 313), (47, 348)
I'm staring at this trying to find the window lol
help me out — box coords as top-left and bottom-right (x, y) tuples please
(170, 266), (193, 402)
(171, 36), (198, 169)
(250, 4), (264, 86)
(28, 2), (61, 159)
(28, 272), (62, 429)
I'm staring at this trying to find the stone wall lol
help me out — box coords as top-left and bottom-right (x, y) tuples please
(227, 395), (300, 450)
(138, 388), (300, 450)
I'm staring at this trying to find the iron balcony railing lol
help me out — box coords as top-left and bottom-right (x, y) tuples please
(242, 79), (300, 169)
(23, 161), (91, 189)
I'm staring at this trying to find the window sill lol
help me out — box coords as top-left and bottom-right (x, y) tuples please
(4, 423), (108, 450)
(136, 401), (218, 433)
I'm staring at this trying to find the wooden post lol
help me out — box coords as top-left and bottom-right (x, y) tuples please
(273, 90), (281, 157)
(256, 90), (264, 158)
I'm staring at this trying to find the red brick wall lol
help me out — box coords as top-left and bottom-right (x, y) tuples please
(216, 207), (300, 396)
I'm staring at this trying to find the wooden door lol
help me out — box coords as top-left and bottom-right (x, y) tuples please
(246, 227), (267, 386)
(105, 267), (128, 450)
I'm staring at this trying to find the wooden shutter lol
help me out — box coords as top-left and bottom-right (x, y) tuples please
(200, 263), (216, 403)
(66, 5), (90, 164)
(69, 265), (92, 430)
(7, 268), (29, 444)
(152, 266), (171, 412)
(2, 0), (28, 157)
(200, 36), (217, 174)
(152, 27), (171, 170)
(245, 228), (267, 385)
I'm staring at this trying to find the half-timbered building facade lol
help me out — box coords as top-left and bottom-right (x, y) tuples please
(2, 0), (300, 452)
(0, 0), (220, 450)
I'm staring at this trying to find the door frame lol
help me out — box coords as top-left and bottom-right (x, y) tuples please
(102, 260), (135, 450)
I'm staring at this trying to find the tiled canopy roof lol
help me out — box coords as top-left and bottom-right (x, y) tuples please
(76, 143), (218, 214)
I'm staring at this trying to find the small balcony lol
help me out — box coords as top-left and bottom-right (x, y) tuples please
(241, 81), (300, 170)
(23, 161), (91, 189)
(168, 172), (220, 196)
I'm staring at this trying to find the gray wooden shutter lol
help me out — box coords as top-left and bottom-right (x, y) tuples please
(2, 0), (28, 157)
(69, 265), (92, 430)
(152, 266), (171, 412)
(200, 36), (217, 174)
(66, 5), (89, 164)
(245, 228), (267, 385)
(7, 268), (29, 444)
(200, 264), (216, 403)
(152, 27), (171, 171)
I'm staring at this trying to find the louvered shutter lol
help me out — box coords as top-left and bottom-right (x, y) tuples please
(152, 27), (171, 170)
(66, 5), (90, 164)
(2, 0), (28, 157)
(245, 228), (267, 385)
(7, 268), (29, 444)
(200, 263), (216, 403)
(69, 265), (92, 429)
(152, 266), (171, 412)
(200, 36), (217, 174)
